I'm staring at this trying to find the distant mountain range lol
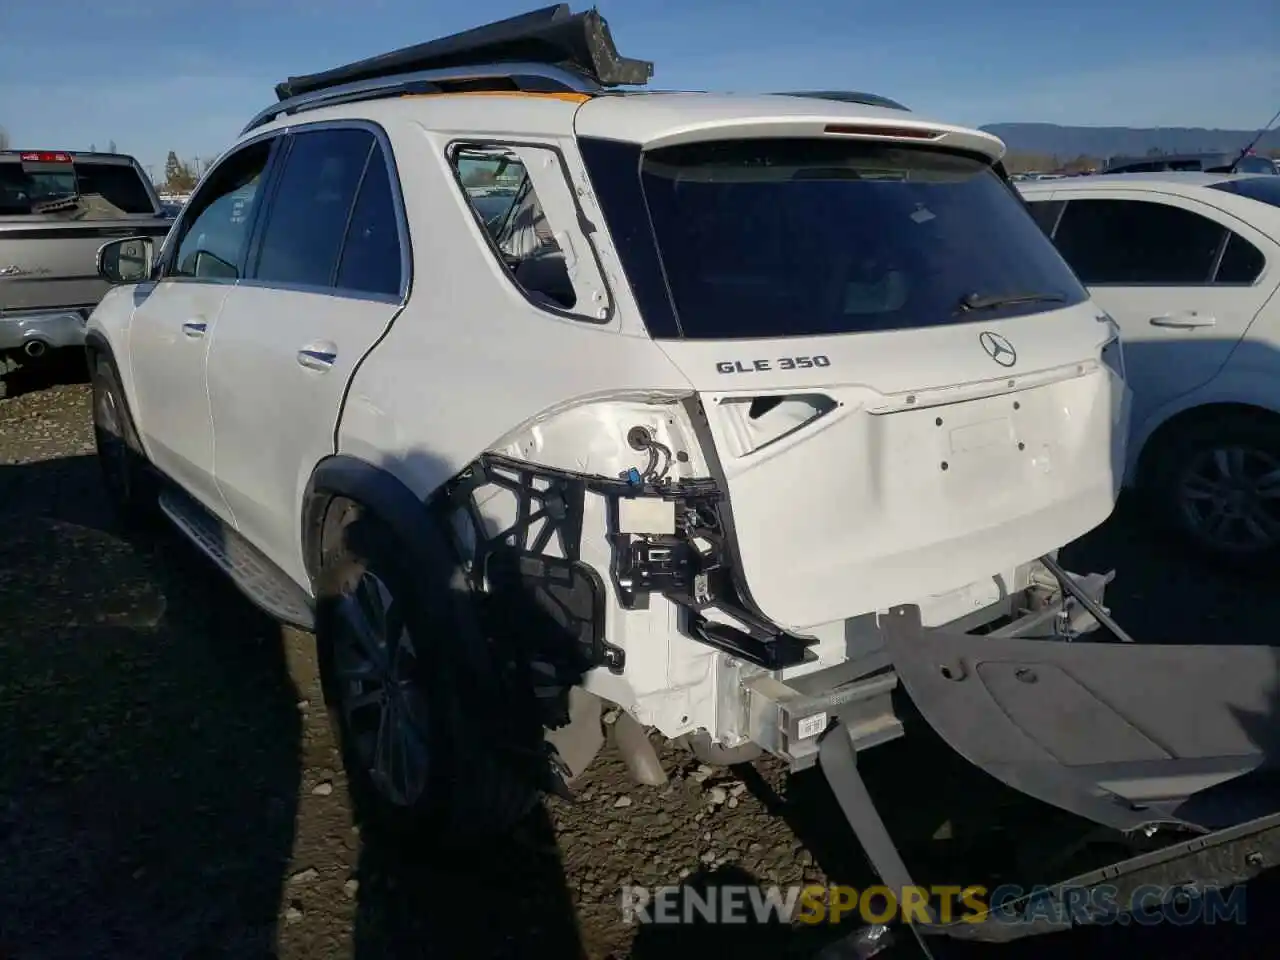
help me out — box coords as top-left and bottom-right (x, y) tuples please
(980, 123), (1280, 160)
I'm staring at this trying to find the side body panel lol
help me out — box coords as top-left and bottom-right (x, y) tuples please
(335, 99), (698, 497)
(126, 278), (234, 516)
(333, 99), (709, 729)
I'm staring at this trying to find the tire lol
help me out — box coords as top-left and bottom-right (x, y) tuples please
(314, 501), (540, 845)
(1145, 413), (1280, 566)
(90, 355), (158, 525)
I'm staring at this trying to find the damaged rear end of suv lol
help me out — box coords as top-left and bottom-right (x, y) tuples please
(566, 109), (1280, 944)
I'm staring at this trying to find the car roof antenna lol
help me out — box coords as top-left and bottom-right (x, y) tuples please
(1227, 103), (1280, 174)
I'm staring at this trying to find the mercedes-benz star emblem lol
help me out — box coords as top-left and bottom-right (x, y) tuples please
(979, 331), (1017, 367)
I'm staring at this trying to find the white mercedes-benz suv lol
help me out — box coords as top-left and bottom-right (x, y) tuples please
(91, 10), (1248, 903)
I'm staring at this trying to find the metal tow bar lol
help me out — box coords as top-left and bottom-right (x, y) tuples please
(816, 724), (939, 959)
(1038, 553), (1136, 643)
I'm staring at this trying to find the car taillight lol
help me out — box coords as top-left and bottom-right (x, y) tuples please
(18, 151), (72, 163)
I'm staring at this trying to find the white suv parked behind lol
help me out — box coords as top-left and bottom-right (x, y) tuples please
(93, 10), (1280, 925)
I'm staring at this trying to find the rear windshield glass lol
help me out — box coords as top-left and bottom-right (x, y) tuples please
(0, 160), (155, 217)
(1208, 175), (1280, 208)
(636, 139), (1088, 339)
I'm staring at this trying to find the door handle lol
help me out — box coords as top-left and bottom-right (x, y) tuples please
(297, 348), (337, 371)
(182, 321), (207, 338)
(1149, 313), (1216, 329)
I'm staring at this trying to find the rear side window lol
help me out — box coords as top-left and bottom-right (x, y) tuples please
(1208, 176), (1280, 208)
(0, 159), (154, 217)
(72, 162), (156, 215)
(585, 138), (1088, 340)
(1026, 199), (1064, 235)
(335, 146), (404, 298)
(1216, 232), (1266, 284)
(1051, 199), (1225, 284)
(253, 128), (374, 289)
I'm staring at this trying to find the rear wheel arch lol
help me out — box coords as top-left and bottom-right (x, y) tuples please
(302, 456), (542, 839)
(301, 454), (448, 587)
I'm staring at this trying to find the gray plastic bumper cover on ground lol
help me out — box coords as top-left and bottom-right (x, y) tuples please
(816, 597), (1280, 947)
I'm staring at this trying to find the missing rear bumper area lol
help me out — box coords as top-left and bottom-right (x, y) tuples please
(815, 582), (1280, 944)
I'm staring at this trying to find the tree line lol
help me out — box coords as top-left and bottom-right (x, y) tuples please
(159, 150), (214, 194)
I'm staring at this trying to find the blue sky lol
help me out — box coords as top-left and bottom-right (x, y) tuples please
(1, 0), (1276, 178)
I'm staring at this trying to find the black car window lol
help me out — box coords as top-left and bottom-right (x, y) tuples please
(334, 144), (404, 298)
(1026, 199), (1065, 236)
(172, 140), (273, 280)
(1208, 176), (1280, 209)
(1215, 231), (1266, 284)
(1051, 199), (1225, 284)
(253, 128), (374, 289)
(0, 159), (154, 218)
(73, 163), (156, 215)
(583, 137), (1088, 340)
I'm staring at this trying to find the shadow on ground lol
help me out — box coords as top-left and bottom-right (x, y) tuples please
(0, 451), (590, 959)
(6, 441), (1280, 959)
(0, 348), (90, 401)
(0, 453), (301, 959)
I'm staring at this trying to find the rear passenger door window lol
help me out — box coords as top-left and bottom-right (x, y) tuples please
(252, 128), (375, 289)
(335, 145), (404, 298)
(1051, 199), (1224, 285)
(1215, 231), (1266, 285)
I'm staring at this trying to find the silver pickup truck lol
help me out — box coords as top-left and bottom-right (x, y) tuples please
(1, 150), (172, 396)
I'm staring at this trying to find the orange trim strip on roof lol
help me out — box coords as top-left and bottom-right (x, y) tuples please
(402, 90), (592, 103)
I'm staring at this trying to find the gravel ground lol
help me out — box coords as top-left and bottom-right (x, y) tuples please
(2, 366), (1280, 960)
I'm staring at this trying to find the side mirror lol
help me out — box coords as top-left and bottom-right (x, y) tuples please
(97, 236), (154, 284)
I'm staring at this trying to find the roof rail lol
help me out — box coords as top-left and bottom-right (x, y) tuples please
(241, 61), (601, 135)
(774, 90), (910, 112)
(274, 4), (651, 100)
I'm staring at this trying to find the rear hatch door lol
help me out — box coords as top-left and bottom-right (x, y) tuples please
(0, 152), (170, 313)
(585, 130), (1127, 631)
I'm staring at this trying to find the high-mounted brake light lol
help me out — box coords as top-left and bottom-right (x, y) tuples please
(19, 151), (73, 163)
(823, 124), (942, 140)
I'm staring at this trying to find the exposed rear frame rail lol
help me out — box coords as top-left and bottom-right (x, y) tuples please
(442, 453), (816, 671)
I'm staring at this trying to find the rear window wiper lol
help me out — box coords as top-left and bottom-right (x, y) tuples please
(956, 291), (1066, 313)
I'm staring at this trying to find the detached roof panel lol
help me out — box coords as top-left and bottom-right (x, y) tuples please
(273, 4), (653, 101)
